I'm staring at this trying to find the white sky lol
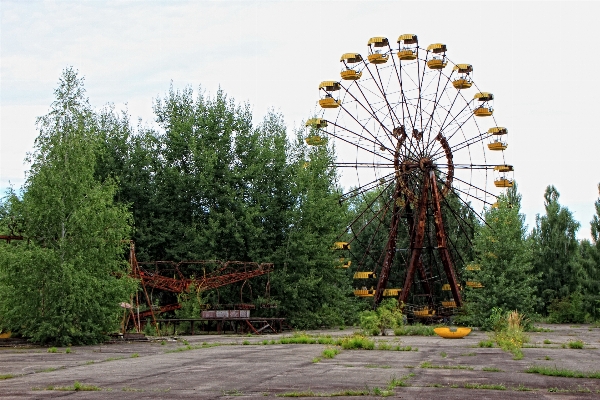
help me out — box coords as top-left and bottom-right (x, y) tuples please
(1, 1), (599, 240)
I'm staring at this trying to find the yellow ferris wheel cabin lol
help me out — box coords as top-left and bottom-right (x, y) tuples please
(367, 37), (390, 64)
(340, 53), (363, 80)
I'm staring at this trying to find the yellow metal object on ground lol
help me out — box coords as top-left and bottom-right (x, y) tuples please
(353, 271), (376, 279)
(494, 178), (514, 188)
(466, 281), (484, 288)
(368, 53), (389, 64)
(354, 289), (375, 297)
(397, 49), (417, 60)
(319, 98), (340, 109)
(0, 331), (11, 339)
(434, 327), (472, 338)
(488, 141), (507, 151)
(334, 242), (350, 250)
(427, 59), (447, 69)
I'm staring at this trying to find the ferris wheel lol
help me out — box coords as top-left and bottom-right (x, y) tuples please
(307, 35), (513, 318)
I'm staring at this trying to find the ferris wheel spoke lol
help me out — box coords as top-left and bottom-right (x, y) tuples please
(421, 70), (454, 147)
(335, 162), (395, 168)
(337, 87), (395, 149)
(423, 79), (460, 154)
(324, 123), (396, 162)
(431, 133), (487, 161)
(338, 172), (396, 203)
(436, 168), (497, 202)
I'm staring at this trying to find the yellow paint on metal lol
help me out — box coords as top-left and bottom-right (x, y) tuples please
(397, 34), (418, 44)
(397, 49), (417, 60)
(383, 288), (401, 297)
(474, 92), (494, 101)
(442, 301), (457, 308)
(488, 141), (507, 150)
(334, 242), (350, 250)
(474, 107), (493, 117)
(354, 289), (375, 297)
(427, 59), (447, 69)
(427, 43), (447, 53)
(305, 136), (327, 146)
(319, 81), (341, 91)
(453, 63), (473, 73)
(466, 281), (484, 288)
(494, 178), (514, 188)
(353, 271), (376, 279)
(434, 327), (472, 338)
(488, 127), (508, 135)
(452, 78), (472, 89)
(494, 164), (514, 172)
(319, 98), (341, 109)
(340, 53), (363, 63)
(340, 70), (362, 80)
(305, 118), (328, 128)
(368, 53), (389, 64)
(368, 36), (389, 47)
(414, 307), (436, 318)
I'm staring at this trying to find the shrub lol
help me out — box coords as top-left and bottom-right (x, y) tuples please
(339, 334), (375, 350)
(394, 324), (435, 336)
(568, 340), (584, 349)
(359, 299), (404, 336)
(321, 348), (339, 359)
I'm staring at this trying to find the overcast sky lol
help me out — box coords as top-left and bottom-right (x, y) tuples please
(1, 1), (599, 240)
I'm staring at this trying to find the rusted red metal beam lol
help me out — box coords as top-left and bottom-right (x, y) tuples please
(374, 181), (402, 307)
(400, 172), (430, 304)
(430, 170), (463, 307)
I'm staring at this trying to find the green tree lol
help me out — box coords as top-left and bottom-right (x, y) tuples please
(0, 68), (134, 345)
(269, 130), (357, 328)
(531, 185), (582, 315)
(578, 184), (600, 321)
(463, 183), (538, 327)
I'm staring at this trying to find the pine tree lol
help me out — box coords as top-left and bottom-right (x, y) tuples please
(531, 185), (582, 315)
(464, 183), (538, 327)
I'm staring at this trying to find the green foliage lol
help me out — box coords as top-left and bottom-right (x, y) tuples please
(490, 310), (529, 359)
(0, 68), (134, 345)
(567, 340), (584, 349)
(525, 365), (600, 379)
(359, 299), (404, 336)
(339, 334), (375, 350)
(547, 292), (586, 323)
(321, 348), (339, 359)
(463, 184), (538, 327)
(532, 186), (582, 315)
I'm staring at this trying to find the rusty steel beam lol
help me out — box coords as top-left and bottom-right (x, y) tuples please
(374, 181), (402, 307)
(400, 172), (430, 305)
(430, 170), (463, 307)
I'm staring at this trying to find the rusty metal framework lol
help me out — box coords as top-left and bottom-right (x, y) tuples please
(311, 35), (509, 319)
(128, 243), (274, 331)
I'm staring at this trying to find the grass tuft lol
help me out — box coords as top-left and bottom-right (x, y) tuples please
(463, 383), (506, 390)
(321, 348), (339, 359)
(525, 365), (600, 379)
(568, 340), (584, 349)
